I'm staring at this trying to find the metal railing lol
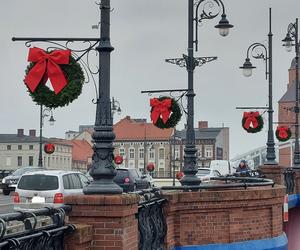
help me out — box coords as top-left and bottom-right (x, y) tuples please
(283, 168), (295, 194)
(0, 205), (75, 249)
(135, 189), (167, 250)
(160, 175), (275, 191)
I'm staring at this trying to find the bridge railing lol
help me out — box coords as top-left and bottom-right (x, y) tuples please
(0, 205), (75, 250)
(135, 189), (167, 250)
(283, 168), (295, 194)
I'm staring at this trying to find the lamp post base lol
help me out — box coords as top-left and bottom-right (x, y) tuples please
(264, 160), (278, 165)
(83, 179), (123, 195)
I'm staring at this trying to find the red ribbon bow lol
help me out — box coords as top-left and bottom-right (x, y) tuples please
(243, 111), (260, 129)
(277, 126), (289, 139)
(150, 98), (172, 124)
(24, 47), (71, 94)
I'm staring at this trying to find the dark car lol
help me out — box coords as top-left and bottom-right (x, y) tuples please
(1, 167), (46, 195)
(113, 168), (150, 192)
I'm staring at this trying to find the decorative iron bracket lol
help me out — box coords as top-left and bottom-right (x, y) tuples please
(165, 54), (217, 69)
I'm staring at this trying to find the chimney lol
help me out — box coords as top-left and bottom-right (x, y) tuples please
(17, 129), (24, 137)
(29, 129), (36, 137)
(198, 121), (208, 129)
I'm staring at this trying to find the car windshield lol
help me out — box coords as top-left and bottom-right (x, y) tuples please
(197, 169), (210, 176)
(18, 175), (59, 191)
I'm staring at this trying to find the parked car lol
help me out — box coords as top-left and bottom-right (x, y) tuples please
(13, 170), (90, 204)
(1, 167), (46, 195)
(113, 168), (151, 192)
(196, 167), (221, 182)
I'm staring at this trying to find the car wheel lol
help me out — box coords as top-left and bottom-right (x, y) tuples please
(2, 189), (10, 196)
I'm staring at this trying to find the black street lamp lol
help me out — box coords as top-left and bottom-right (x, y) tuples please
(282, 18), (300, 168)
(166, 0), (233, 186)
(239, 8), (277, 165)
(38, 104), (55, 167)
(13, 0), (123, 194)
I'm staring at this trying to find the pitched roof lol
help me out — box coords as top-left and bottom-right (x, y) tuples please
(71, 139), (93, 162)
(176, 128), (223, 140)
(48, 138), (73, 146)
(0, 134), (41, 143)
(279, 82), (296, 103)
(114, 116), (173, 141)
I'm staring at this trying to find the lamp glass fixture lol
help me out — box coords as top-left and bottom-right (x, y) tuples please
(49, 115), (55, 126)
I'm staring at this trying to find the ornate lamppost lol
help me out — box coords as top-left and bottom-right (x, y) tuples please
(282, 18), (300, 168)
(38, 104), (55, 167)
(13, 0), (123, 194)
(166, 0), (233, 186)
(239, 8), (277, 165)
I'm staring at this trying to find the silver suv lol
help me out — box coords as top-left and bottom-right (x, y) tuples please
(1, 167), (46, 195)
(14, 170), (90, 204)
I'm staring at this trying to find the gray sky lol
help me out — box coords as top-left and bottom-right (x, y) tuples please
(0, 0), (299, 159)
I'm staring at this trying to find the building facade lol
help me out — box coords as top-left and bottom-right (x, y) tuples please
(113, 116), (173, 176)
(0, 129), (72, 171)
(64, 118), (230, 176)
(175, 121), (230, 168)
(278, 57), (300, 166)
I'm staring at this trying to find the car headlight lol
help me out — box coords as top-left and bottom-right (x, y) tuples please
(2, 178), (6, 184)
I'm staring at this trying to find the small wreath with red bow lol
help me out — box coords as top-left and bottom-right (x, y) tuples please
(150, 96), (182, 129)
(276, 126), (292, 142)
(242, 111), (264, 133)
(24, 47), (85, 109)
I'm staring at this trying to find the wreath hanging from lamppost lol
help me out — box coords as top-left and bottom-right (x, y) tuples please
(276, 126), (292, 142)
(24, 47), (85, 108)
(150, 96), (182, 129)
(241, 111), (264, 133)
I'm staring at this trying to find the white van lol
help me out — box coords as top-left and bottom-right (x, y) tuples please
(209, 160), (232, 176)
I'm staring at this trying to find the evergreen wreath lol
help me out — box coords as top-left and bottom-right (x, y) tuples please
(25, 54), (85, 108)
(276, 126), (292, 142)
(150, 96), (182, 129)
(242, 111), (264, 133)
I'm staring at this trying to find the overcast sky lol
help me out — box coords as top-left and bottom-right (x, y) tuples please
(0, 0), (299, 159)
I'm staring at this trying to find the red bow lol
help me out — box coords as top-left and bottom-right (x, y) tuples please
(243, 111), (260, 129)
(24, 47), (71, 94)
(277, 126), (289, 139)
(150, 98), (172, 124)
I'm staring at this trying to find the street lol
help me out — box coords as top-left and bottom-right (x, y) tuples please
(0, 193), (16, 214)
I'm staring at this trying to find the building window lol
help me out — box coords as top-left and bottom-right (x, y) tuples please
(17, 156), (22, 166)
(139, 148), (144, 159)
(6, 157), (11, 166)
(149, 148), (155, 159)
(159, 148), (165, 160)
(174, 147), (180, 160)
(204, 145), (213, 158)
(29, 145), (34, 150)
(129, 148), (135, 159)
(18, 145), (22, 150)
(29, 156), (33, 166)
(119, 148), (125, 157)
(7, 145), (11, 150)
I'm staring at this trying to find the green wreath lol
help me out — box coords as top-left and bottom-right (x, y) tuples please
(151, 96), (182, 129)
(242, 114), (264, 133)
(25, 55), (85, 108)
(276, 126), (292, 142)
